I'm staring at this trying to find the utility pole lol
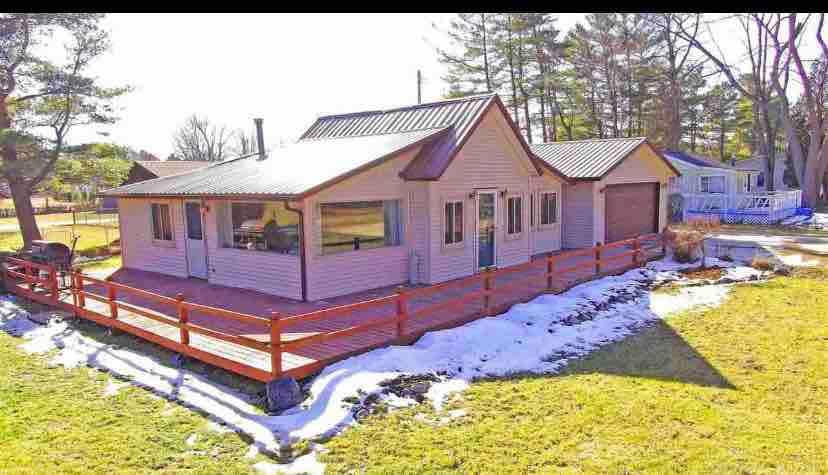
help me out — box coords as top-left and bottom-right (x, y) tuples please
(417, 70), (422, 104)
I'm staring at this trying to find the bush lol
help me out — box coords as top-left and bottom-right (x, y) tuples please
(751, 256), (775, 271)
(664, 227), (704, 263)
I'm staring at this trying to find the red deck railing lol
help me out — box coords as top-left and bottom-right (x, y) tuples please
(3, 234), (665, 382)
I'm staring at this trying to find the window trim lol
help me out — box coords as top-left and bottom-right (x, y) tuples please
(505, 194), (523, 238)
(150, 202), (175, 246)
(223, 200), (301, 255)
(442, 198), (465, 249)
(699, 175), (726, 194)
(318, 198), (405, 256)
(538, 191), (559, 228)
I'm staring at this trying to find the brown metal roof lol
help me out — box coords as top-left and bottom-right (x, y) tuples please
(102, 128), (449, 198)
(134, 160), (211, 177)
(531, 137), (678, 180)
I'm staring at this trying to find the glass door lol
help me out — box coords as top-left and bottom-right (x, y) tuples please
(184, 201), (208, 279)
(478, 192), (496, 269)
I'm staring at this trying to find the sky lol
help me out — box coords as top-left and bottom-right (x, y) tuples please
(61, 13), (816, 158)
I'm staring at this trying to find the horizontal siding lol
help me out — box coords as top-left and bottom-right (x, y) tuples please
(304, 147), (421, 301)
(562, 182), (595, 249)
(428, 108), (536, 283)
(203, 199), (302, 300)
(118, 198), (188, 278)
(530, 175), (563, 255)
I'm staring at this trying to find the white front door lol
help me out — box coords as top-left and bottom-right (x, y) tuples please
(184, 200), (208, 279)
(477, 191), (497, 269)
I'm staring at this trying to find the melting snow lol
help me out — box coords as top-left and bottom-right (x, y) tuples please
(0, 259), (768, 457)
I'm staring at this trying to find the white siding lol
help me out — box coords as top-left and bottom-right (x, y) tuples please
(303, 146), (422, 301)
(427, 108), (540, 283)
(118, 197), (188, 278)
(562, 182), (595, 249)
(530, 174), (562, 255)
(203, 199), (302, 300)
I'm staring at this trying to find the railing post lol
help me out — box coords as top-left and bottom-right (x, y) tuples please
(27, 262), (35, 292)
(108, 283), (118, 319)
(271, 312), (282, 377)
(177, 293), (189, 346)
(546, 255), (556, 291)
(395, 286), (408, 339)
(483, 268), (494, 316)
(633, 238), (641, 266)
(76, 270), (86, 308)
(49, 266), (59, 302)
(594, 243), (602, 275)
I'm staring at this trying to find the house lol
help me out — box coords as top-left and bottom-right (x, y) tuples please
(531, 138), (678, 247)
(663, 149), (801, 223)
(123, 160), (212, 186)
(732, 156), (768, 192)
(102, 93), (675, 302)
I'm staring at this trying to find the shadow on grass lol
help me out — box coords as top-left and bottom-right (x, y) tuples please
(561, 319), (735, 389)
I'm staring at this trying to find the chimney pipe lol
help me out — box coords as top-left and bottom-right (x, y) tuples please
(254, 118), (266, 160)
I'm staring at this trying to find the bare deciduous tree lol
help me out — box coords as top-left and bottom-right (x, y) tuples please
(171, 114), (231, 161)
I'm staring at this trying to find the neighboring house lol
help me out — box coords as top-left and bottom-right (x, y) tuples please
(102, 93), (675, 302)
(663, 149), (801, 223)
(531, 138), (678, 247)
(733, 156), (768, 192)
(101, 160), (213, 211)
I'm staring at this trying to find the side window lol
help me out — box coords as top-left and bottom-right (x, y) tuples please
(540, 192), (558, 225)
(507, 196), (522, 235)
(444, 201), (463, 245)
(151, 203), (173, 241)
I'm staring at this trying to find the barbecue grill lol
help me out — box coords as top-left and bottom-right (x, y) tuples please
(14, 238), (78, 290)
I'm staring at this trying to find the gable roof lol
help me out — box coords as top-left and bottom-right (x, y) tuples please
(530, 137), (678, 180)
(133, 160), (211, 178)
(662, 149), (758, 172)
(732, 157), (766, 171)
(102, 128), (449, 198)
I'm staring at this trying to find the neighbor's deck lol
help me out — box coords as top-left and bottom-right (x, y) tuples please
(6, 236), (663, 382)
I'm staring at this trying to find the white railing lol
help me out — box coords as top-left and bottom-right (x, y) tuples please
(682, 190), (801, 213)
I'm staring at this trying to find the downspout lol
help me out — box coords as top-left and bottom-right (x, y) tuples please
(284, 200), (308, 302)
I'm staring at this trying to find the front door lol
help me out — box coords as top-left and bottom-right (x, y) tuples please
(478, 191), (496, 269)
(184, 201), (208, 279)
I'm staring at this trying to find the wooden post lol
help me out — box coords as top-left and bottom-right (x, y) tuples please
(76, 270), (86, 308)
(594, 243), (602, 275)
(27, 262), (35, 292)
(395, 286), (408, 339)
(177, 293), (189, 346)
(633, 238), (641, 266)
(49, 266), (58, 302)
(546, 255), (556, 291)
(271, 312), (282, 377)
(483, 268), (494, 316)
(108, 284), (118, 319)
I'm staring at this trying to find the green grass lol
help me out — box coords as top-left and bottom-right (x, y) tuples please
(74, 255), (123, 273)
(0, 211), (116, 229)
(0, 224), (119, 257)
(322, 269), (828, 473)
(0, 313), (269, 473)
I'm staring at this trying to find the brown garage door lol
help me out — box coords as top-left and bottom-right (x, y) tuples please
(605, 182), (659, 243)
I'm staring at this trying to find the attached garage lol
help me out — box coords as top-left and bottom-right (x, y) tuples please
(604, 182), (659, 242)
(531, 138), (679, 248)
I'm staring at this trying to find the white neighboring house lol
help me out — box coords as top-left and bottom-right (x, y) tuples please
(732, 156), (769, 192)
(663, 149), (801, 224)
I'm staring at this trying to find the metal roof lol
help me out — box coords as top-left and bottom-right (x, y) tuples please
(662, 149), (758, 172)
(134, 160), (211, 178)
(103, 128), (448, 198)
(530, 137), (650, 180)
(301, 93), (500, 180)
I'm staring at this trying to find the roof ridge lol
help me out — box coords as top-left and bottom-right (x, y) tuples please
(533, 136), (647, 146)
(314, 93), (496, 122)
(298, 125), (451, 142)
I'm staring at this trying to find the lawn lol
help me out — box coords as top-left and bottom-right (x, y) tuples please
(0, 224), (120, 257)
(0, 211), (117, 230)
(322, 268), (828, 473)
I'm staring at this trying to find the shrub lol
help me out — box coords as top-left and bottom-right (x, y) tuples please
(664, 227), (704, 263)
(751, 256), (775, 271)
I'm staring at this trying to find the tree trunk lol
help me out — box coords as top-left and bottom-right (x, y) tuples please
(9, 181), (42, 247)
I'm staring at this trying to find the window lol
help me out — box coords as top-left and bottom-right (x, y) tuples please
(226, 201), (300, 254)
(757, 172), (765, 188)
(742, 174), (753, 193)
(150, 203), (173, 241)
(507, 196), (522, 235)
(540, 192), (558, 225)
(444, 201), (463, 245)
(700, 176), (726, 194)
(530, 194), (535, 227)
(321, 200), (402, 255)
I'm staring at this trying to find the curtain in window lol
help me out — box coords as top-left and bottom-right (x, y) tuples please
(383, 200), (401, 246)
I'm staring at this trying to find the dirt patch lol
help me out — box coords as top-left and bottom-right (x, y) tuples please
(678, 267), (724, 280)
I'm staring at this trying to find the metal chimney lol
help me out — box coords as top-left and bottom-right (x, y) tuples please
(254, 118), (266, 160)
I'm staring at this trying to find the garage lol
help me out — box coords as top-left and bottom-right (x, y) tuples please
(604, 182), (659, 243)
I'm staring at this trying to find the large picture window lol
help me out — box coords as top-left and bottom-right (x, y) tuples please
(150, 203), (173, 241)
(700, 176), (726, 194)
(444, 201), (463, 245)
(507, 196), (522, 235)
(227, 201), (300, 254)
(540, 192), (557, 225)
(321, 200), (402, 255)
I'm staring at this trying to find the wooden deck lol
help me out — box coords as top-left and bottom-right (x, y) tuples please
(5, 235), (664, 382)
